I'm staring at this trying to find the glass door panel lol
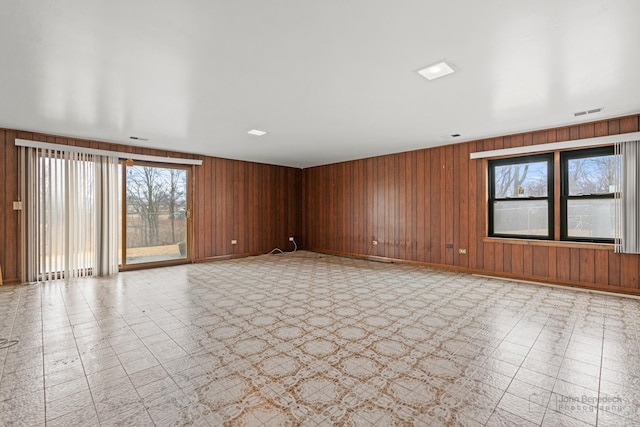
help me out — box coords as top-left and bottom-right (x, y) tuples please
(123, 164), (189, 266)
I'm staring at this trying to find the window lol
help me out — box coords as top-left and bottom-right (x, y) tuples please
(123, 163), (190, 267)
(488, 146), (619, 243)
(561, 147), (617, 242)
(489, 154), (554, 239)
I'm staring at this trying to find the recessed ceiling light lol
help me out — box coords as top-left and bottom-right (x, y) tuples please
(248, 129), (267, 136)
(129, 136), (149, 141)
(417, 61), (456, 81)
(451, 133), (461, 138)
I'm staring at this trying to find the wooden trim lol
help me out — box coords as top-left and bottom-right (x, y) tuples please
(188, 164), (196, 266)
(553, 151), (561, 239)
(119, 258), (192, 272)
(483, 237), (613, 251)
(473, 274), (640, 300)
(194, 251), (273, 262)
(120, 161), (193, 269)
(469, 131), (640, 159)
(482, 158), (489, 235)
(308, 248), (640, 296)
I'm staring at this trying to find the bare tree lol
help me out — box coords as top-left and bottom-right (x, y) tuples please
(167, 169), (186, 243)
(494, 159), (554, 198)
(568, 156), (618, 195)
(125, 165), (188, 249)
(495, 164), (530, 198)
(126, 166), (167, 246)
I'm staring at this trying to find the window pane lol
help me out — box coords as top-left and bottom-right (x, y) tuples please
(494, 161), (548, 198)
(125, 165), (188, 265)
(493, 200), (548, 236)
(566, 199), (615, 239)
(568, 155), (618, 195)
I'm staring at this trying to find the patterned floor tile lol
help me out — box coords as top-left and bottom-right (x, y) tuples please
(0, 251), (639, 426)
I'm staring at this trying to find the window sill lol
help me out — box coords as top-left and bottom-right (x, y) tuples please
(483, 237), (614, 251)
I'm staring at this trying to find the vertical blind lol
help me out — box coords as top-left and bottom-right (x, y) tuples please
(21, 147), (120, 282)
(615, 141), (640, 254)
(94, 156), (120, 275)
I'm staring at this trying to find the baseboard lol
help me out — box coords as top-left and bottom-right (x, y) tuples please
(307, 248), (640, 297)
(194, 252), (265, 263)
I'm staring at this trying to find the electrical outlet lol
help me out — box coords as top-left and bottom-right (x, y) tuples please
(231, 240), (237, 245)
(458, 248), (467, 254)
(289, 237), (295, 241)
(13, 201), (22, 210)
(372, 240), (378, 246)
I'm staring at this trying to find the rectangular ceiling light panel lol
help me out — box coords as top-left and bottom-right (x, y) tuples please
(418, 61), (456, 80)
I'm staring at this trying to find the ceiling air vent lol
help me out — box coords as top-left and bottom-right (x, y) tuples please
(574, 107), (603, 117)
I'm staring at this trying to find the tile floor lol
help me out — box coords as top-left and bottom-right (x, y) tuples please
(0, 251), (639, 426)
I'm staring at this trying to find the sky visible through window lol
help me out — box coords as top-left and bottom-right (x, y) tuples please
(568, 155), (618, 196)
(494, 161), (548, 199)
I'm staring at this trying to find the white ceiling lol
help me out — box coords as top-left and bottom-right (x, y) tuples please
(1, 1), (639, 168)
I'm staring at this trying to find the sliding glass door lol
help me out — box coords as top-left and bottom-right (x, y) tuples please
(122, 163), (191, 267)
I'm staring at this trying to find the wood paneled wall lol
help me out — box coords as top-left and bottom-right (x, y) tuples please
(302, 115), (640, 294)
(0, 130), (20, 284)
(194, 157), (301, 260)
(0, 129), (301, 283)
(3, 115), (639, 293)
